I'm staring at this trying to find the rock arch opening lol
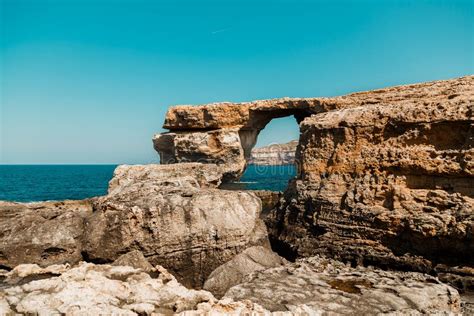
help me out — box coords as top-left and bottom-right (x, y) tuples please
(231, 116), (300, 192)
(154, 98), (319, 182)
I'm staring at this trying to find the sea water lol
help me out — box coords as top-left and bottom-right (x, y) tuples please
(0, 164), (296, 202)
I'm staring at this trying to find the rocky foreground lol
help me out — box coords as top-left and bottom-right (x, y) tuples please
(0, 76), (473, 314)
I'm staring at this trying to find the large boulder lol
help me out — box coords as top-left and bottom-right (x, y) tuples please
(224, 256), (462, 314)
(0, 200), (92, 269)
(108, 163), (225, 193)
(83, 164), (269, 288)
(203, 246), (287, 297)
(112, 250), (154, 272)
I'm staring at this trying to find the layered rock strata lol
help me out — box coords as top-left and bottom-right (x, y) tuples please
(0, 163), (269, 288)
(154, 75), (474, 286)
(154, 76), (473, 181)
(267, 76), (474, 282)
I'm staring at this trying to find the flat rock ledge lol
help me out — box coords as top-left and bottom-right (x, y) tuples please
(224, 256), (461, 315)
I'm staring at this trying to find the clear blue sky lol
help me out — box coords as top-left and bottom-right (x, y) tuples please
(1, 0), (472, 164)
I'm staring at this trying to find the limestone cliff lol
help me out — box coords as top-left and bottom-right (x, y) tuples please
(248, 140), (298, 165)
(267, 76), (474, 290)
(154, 76), (473, 181)
(154, 75), (474, 288)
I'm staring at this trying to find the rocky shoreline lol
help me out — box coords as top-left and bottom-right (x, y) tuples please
(1, 76), (473, 315)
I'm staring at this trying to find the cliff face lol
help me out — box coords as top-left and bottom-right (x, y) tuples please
(154, 76), (474, 288)
(248, 140), (298, 165)
(267, 76), (474, 287)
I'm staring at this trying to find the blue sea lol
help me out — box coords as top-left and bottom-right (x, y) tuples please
(0, 164), (296, 202)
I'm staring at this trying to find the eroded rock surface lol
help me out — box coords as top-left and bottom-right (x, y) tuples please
(267, 76), (474, 282)
(251, 190), (282, 215)
(0, 200), (93, 269)
(1, 258), (461, 315)
(155, 76), (473, 181)
(203, 246), (287, 297)
(112, 250), (154, 272)
(108, 163), (225, 193)
(0, 262), (216, 315)
(224, 256), (461, 314)
(153, 129), (246, 181)
(84, 164), (269, 288)
(0, 163), (269, 289)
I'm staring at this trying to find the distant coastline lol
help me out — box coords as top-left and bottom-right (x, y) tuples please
(248, 140), (297, 165)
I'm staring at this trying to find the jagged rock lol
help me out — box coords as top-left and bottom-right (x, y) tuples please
(112, 250), (154, 272)
(249, 140), (298, 165)
(179, 298), (273, 315)
(0, 262), (281, 315)
(83, 164), (269, 288)
(0, 262), (216, 315)
(267, 76), (474, 281)
(435, 264), (474, 293)
(3, 263), (70, 285)
(203, 246), (287, 297)
(250, 190), (282, 215)
(2, 259), (458, 315)
(224, 256), (461, 314)
(153, 129), (246, 181)
(0, 200), (92, 269)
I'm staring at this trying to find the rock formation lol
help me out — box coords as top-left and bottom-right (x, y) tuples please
(224, 256), (461, 314)
(0, 262), (215, 315)
(1, 75), (473, 314)
(0, 257), (462, 315)
(84, 165), (268, 288)
(154, 75), (473, 287)
(112, 250), (154, 272)
(248, 140), (298, 165)
(250, 190), (282, 215)
(267, 76), (474, 286)
(154, 76), (473, 181)
(0, 163), (269, 288)
(203, 246), (287, 297)
(0, 200), (93, 269)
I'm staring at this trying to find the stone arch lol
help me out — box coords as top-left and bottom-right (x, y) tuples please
(238, 108), (312, 160)
(154, 98), (327, 181)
